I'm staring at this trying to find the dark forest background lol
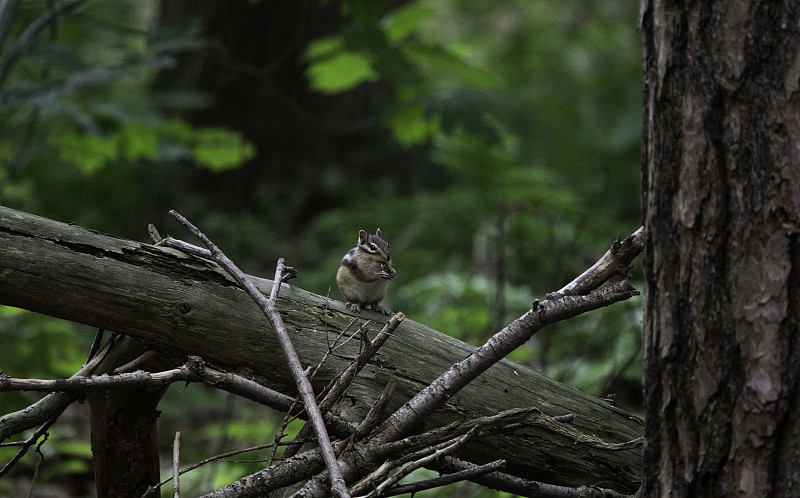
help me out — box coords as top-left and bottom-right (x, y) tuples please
(0, 1), (643, 496)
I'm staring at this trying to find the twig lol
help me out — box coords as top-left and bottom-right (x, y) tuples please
(353, 380), (396, 440)
(169, 210), (351, 498)
(282, 313), (403, 460)
(319, 313), (403, 415)
(0, 357), (322, 427)
(172, 432), (181, 498)
(114, 351), (156, 373)
(0, 336), (113, 444)
(156, 235), (213, 260)
(381, 459), (505, 497)
(554, 227), (644, 297)
(361, 427), (481, 498)
(85, 329), (104, 365)
(143, 440), (316, 498)
(374, 407), (539, 457)
(432, 456), (634, 498)
(0, 418), (55, 478)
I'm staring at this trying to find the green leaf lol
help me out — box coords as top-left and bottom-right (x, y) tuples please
(305, 36), (344, 59)
(306, 51), (378, 93)
(54, 130), (120, 174)
(120, 121), (159, 161)
(382, 3), (435, 44)
(386, 102), (437, 146)
(191, 128), (256, 172)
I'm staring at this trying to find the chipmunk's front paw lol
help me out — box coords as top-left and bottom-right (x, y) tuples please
(346, 302), (362, 313)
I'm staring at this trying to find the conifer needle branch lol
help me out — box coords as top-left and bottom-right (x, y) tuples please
(169, 210), (351, 498)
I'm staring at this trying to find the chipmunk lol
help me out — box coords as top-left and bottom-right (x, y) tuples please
(336, 229), (395, 314)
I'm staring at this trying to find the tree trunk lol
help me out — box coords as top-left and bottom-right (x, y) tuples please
(0, 206), (643, 492)
(641, 1), (800, 496)
(86, 336), (173, 498)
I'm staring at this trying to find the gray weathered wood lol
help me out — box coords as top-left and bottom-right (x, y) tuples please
(0, 206), (642, 491)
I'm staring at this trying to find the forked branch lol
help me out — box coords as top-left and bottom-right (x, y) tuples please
(169, 210), (351, 498)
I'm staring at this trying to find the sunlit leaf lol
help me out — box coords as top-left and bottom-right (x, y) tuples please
(382, 3), (435, 44)
(306, 36), (344, 59)
(54, 130), (120, 174)
(386, 102), (437, 146)
(120, 121), (159, 161)
(191, 128), (256, 172)
(306, 51), (378, 93)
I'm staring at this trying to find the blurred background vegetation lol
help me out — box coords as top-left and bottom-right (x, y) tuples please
(0, 0), (643, 496)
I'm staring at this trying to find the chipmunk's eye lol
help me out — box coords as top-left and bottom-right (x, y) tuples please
(369, 243), (377, 251)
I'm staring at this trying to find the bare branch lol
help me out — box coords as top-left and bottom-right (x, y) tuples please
(359, 427), (481, 498)
(199, 446), (328, 498)
(354, 380), (396, 440)
(382, 459), (505, 497)
(156, 235), (213, 259)
(0, 414), (56, 478)
(294, 280), (640, 497)
(0, 369), (187, 392)
(172, 432), (181, 498)
(282, 313), (403, 461)
(169, 210), (351, 498)
(554, 227), (644, 297)
(319, 312), (404, 415)
(143, 440), (319, 498)
(372, 280), (639, 444)
(432, 456), (634, 498)
(0, 337), (113, 442)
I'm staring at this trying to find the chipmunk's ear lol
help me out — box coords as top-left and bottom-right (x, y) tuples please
(376, 228), (382, 238)
(358, 230), (368, 245)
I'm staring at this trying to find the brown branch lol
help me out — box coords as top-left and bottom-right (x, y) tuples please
(432, 456), (634, 498)
(372, 280), (639, 444)
(0, 356), (361, 440)
(282, 313), (404, 460)
(0, 413), (56, 478)
(143, 440), (320, 498)
(353, 380), (396, 440)
(156, 235), (213, 259)
(381, 459), (505, 497)
(0, 336), (114, 442)
(199, 445), (328, 498)
(172, 432), (181, 498)
(358, 427), (482, 498)
(554, 227), (644, 297)
(169, 210), (351, 498)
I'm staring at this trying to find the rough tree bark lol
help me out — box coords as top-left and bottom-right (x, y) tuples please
(0, 206), (644, 493)
(641, 1), (800, 496)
